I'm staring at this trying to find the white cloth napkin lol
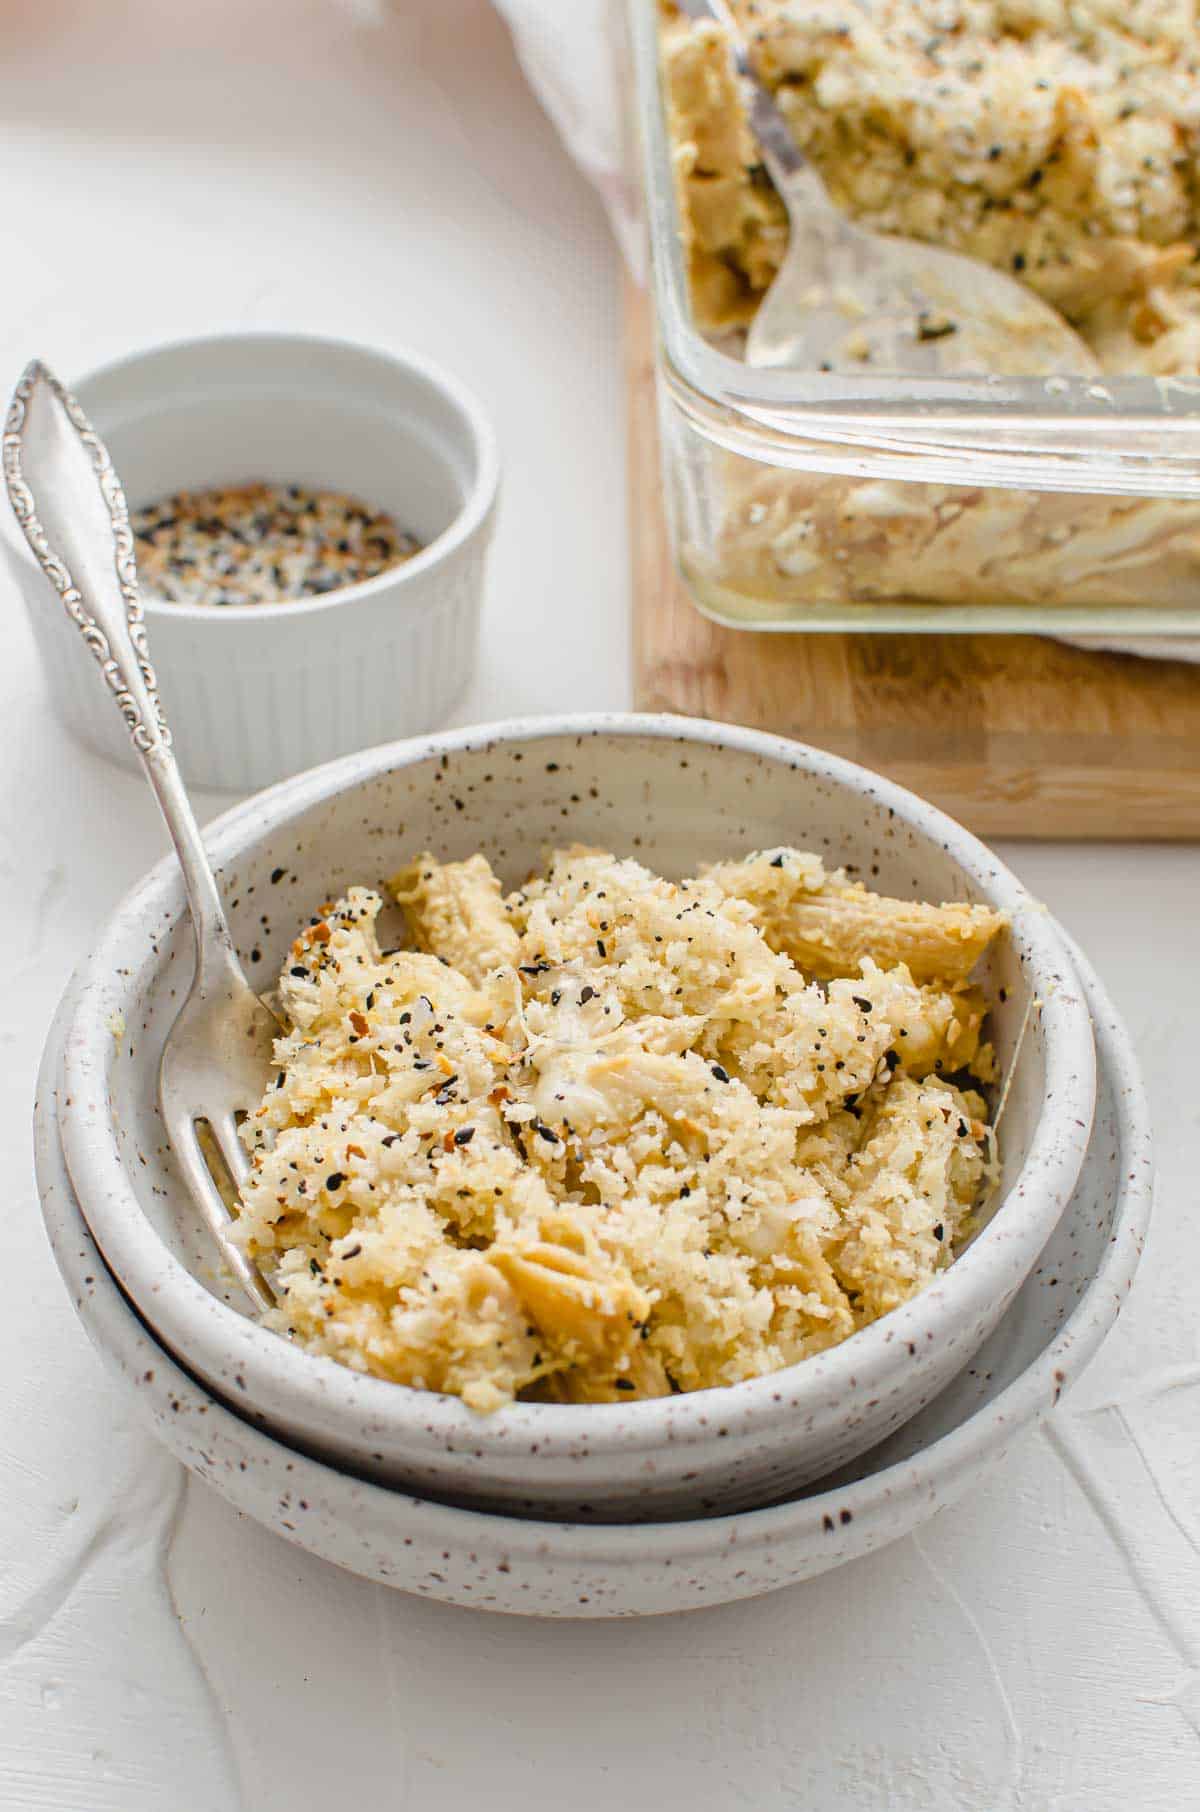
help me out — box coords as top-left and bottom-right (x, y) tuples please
(494, 0), (644, 276)
(495, 0), (1200, 663)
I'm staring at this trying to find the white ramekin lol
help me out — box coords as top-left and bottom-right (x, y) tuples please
(50, 715), (1099, 1522)
(4, 332), (499, 792)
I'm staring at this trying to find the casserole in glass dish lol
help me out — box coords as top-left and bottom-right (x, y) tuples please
(627, 0), (1200, 633)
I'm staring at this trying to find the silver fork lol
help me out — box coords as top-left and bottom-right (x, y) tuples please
(5, 360), (275, 1311)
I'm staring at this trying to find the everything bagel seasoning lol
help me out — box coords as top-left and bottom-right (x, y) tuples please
(132, 481), (422, 607)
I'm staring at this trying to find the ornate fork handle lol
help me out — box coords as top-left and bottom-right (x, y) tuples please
(4, 360), (238, 983)
(4, 359), (170, 754)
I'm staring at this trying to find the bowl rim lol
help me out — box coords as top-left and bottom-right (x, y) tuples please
(68, 328), (501, 623)
(55, 712), (1098, 1465)
(37, 928), (1150, 1593)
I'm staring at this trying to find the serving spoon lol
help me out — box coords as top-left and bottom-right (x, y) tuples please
(675, 0), (1097, 377)
(4, 360), (275, 1310)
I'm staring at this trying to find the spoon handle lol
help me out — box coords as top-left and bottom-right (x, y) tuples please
(3, 361), (238, 984)
(672, 0), (837, 218)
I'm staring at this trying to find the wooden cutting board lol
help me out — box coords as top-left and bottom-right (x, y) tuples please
(626, 282), (1200, 839)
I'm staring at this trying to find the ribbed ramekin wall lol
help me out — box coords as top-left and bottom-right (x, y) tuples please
(14, 533), (489, 794)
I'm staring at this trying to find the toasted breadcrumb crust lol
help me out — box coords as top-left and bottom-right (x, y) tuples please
(234, 847), (1002, 1411)
(661, 0), (1200, 373)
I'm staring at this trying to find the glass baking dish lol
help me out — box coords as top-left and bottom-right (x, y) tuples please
(626, 0), (1200, 634)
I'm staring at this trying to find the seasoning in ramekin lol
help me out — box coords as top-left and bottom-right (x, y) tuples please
(132, 482), (422, 607)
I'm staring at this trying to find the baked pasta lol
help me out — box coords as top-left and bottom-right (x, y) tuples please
(233, 847), (1003, 1410)
(658, 0), (1200, 611)
(663, 0), (1200, 371)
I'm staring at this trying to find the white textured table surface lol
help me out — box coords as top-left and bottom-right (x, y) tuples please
(1, 2), (1198, 1806)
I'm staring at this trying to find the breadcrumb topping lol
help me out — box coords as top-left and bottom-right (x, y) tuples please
(233, 847), (1003, 1411)
(662, 0), (1200, 374)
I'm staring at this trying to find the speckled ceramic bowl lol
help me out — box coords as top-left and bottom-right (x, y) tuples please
(51, 716), (1096, 1520)
(36, 933), (1149, 1616)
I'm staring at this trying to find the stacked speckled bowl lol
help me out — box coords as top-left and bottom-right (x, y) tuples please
(35, 717), (1152, 1616)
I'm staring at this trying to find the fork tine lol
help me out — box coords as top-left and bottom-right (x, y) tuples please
(162, 1106), (274, 1311)
(208, 1110), (252, 1195)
